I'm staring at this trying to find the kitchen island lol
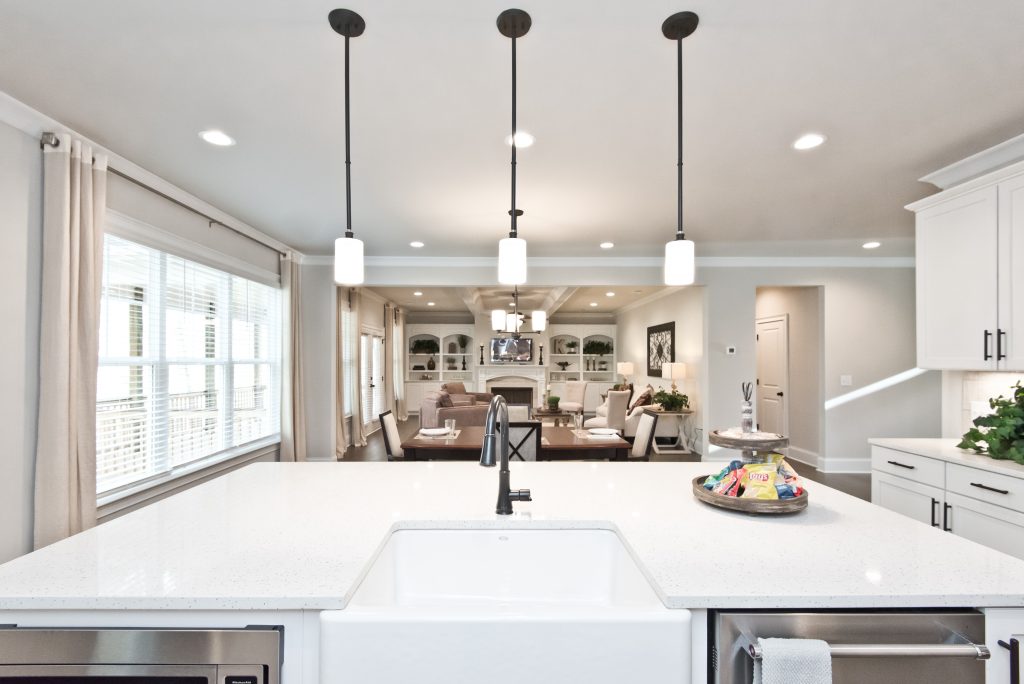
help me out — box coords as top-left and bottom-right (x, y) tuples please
(0, 461), (1022, 681)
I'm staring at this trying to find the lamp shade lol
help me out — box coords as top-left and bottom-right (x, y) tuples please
(663, 362), (687, 380)
(334, 236), (364, 285)
(617, 361), (635, 376)
(498, 237), (527, 285)
(491, 309), (506, 331)
(664, 238), (695, 286)
(531, 310), (547, 332)
(506, 312), (524, 333)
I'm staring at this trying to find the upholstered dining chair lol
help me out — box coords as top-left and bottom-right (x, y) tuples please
(583, 390), (630, 432)
(507, 421), (542, 461)
(507, 404), (532, 421)
(560, 380), (588, 414)
(630, 409), (660, 461)
(379, 410), (403, 460)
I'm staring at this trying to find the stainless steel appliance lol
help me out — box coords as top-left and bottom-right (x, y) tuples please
(0, 626), (282, 683)
(712, 610), (989, 683)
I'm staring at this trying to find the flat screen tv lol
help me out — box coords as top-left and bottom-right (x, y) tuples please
(490, 337), (533, 363)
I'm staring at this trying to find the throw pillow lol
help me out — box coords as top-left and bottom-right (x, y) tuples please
(438, 391), (454, 408)
(630, 386), (653, 412)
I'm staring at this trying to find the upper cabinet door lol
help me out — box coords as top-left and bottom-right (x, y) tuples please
(916, 186), (999, 370)
(998, 174), (1024, 371)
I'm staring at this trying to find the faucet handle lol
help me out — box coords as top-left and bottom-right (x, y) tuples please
(511, 488), (532, 502)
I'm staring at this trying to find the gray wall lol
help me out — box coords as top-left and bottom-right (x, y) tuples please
(299, 263), (337, 460)
(755, 286), (823, 464)
(0, 121), (42, 562)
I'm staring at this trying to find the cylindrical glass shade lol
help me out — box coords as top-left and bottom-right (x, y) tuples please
(531, 310), (547, 332)
(506, 313), (523, 333)
(334, 236), (364, 285)
(664, 238), (695, 286)
(498, 237), (527, 285)
(491, 309), (506, 331)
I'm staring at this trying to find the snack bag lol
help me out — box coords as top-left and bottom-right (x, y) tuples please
(740, 463), (778, 499)
(712, 467), (745, 497)
(777, 458), (800, 484)
(703, 461), (744, 490)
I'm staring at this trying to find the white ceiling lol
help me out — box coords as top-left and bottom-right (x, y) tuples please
(2, 0), (1023, 258)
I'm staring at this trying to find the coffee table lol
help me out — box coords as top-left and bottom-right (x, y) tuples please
(532, 408), (578, 427)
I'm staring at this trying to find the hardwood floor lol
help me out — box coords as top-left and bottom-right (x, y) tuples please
(341, 417), (871, 501)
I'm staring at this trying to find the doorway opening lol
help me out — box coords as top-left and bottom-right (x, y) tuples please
(755, 287), (823, 467)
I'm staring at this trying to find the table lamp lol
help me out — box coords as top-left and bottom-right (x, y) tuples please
(616, 361), (634, 385)
(663, 362), (687, 392)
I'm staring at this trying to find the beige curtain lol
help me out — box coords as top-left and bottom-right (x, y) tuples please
(334, 288), (350, 458)
(34, 136), (107, 549)
(349, 289), (367, 447)
(384, 303), (397, 415)
(279, 252), (306, 462)
(336, 288), (367, 457)
(394, 308), (409, 420)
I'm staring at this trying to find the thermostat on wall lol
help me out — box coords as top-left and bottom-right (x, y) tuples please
(725, 345), (737, 355)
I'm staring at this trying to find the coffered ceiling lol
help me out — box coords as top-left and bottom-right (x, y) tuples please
(370, 286), (671, 314)
(2, 0), (1023, 259)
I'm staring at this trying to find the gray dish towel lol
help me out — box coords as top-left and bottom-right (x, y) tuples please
(754, 638), (832, 684)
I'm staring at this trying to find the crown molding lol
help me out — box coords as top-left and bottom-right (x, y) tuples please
(299, 255), (914, 269)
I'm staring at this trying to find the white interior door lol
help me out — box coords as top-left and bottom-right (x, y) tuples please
(756, 315), (788, 436)
(360, 333), (385, 430)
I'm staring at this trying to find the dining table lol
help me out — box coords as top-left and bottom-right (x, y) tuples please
(400, 425), (630, 461)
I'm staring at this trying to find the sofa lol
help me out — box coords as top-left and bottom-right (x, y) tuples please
(592, 384), (684, 439)
(440, 381), (492, 405)
(419, 390), (491, 429)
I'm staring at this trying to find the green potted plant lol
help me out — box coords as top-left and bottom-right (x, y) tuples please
(652, 388), (689, 412)
(583, 340), (613, 356)
(410, 338), (440, 355)
(547, 395), (560, 411)
(457, 334), (469, 353)
(958, 382), (1024, 464)
(565, 340), (578, 353)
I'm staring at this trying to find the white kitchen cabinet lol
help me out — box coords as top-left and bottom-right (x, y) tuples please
(872, 471), (944, 528)
(910, 162), (1024, 371)
(946, 491), (1024, 560)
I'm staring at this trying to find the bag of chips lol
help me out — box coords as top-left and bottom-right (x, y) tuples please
(712, 467), (745, 497)
(740, 463), (779, 499)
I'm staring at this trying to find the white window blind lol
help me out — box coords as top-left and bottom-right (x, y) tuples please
(359, 333), (384, 425)
(96, 234), (282, 495)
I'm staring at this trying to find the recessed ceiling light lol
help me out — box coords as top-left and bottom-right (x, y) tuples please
(600, 242), (614, 249)
(862, 241), (881, 249)
(504, 131), (534, 148)
(427, 301), (436, 307)
(793, 132), (827, 150)
(606, 291), (615, 297)
(198, 129), (236, 146)
(413, 291), (423, 296)
(589, 302), (598, 307)
(409, 241), (424, 248)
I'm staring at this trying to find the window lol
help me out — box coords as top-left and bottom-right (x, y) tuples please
(96, 234), (282, 495)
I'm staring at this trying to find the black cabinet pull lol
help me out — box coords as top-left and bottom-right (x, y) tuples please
(998, 329), (1007, 361)
(984, 330), (993, 361)
(930, 498), (939, 527)
(998, 637), (1019, 684)
(971, 481), (1010, 495)
(776, 391), (784, 397)
(943, 502), (953, 532)
(887, 460), (915, 470)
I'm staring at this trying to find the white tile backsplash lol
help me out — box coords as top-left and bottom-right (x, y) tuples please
(957, 372), (1024, 433)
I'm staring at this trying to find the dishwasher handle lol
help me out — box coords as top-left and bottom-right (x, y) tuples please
(746, 641), (991, 661)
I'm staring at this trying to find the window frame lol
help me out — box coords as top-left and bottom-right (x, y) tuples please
(98, 212), (283, 505)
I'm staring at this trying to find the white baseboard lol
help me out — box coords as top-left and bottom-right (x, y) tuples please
(786, 447), (819, 469)
(818, 457), (871, 474)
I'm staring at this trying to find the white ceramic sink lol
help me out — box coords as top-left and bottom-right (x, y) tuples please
(321, 527), (691, 684)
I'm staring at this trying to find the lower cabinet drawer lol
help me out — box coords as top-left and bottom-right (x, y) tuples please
(946, 491), (1024, 560)
(870, 446), (945, 489)
(946, 462), (1024, 514)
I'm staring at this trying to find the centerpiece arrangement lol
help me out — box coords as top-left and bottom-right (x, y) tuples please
(652, 388), (689, 412)
(958, 382), (1024, 464)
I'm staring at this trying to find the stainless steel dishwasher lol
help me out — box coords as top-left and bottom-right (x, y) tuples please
(0, 626), (282, 683)
(711, 610), (989, 683)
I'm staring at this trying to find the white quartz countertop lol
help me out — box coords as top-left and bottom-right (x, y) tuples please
(2, 461), (1024, 611)
(870, 438), (1024, 479)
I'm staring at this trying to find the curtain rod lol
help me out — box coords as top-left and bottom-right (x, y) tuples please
(40, 132), (289, 258)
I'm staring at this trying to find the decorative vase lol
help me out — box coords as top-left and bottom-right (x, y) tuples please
(427, 356), (436, 371)
(741, 401), (753, 433)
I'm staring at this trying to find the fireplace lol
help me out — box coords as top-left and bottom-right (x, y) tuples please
(490, 386), (533, 405)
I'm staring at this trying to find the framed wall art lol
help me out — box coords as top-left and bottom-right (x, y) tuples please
(646, 322), (675, 377)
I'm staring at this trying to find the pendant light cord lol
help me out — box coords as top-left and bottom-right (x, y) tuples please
(676, 37), (684, 241)
(510, 34), (518, 238)
(344, 34), (354, 238)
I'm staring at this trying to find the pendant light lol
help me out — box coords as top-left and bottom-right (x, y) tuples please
(329, 9), (366, 285)
(491, 287), (545, 338)
(497, 9), (531, 286)
(662, 11), (699, 286)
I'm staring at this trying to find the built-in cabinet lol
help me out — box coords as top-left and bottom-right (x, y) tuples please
(405, 324), (476, 413)
(546, 324), (617, 411)
(871, 444), (1024, 560)
(910, 163), (1024, 370)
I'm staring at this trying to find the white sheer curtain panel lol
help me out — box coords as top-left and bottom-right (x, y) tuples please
(279, 253), (306, 462)
(34, 135), (108, 549)
(384, 303), (397, 415)
(394, 307), (408, 420)
(334, 289), (350, 458)
(349, 290), (367, 447)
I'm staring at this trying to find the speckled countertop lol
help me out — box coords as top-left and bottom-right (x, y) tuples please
(870, 438), (1024, 479)
(1, 461), (1023, 611)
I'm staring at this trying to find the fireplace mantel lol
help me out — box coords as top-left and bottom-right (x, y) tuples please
(476, 366), (547, 397)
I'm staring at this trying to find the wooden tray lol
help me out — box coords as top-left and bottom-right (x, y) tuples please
(691, 475), (808, 515)
(709, 430), (789, 452)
